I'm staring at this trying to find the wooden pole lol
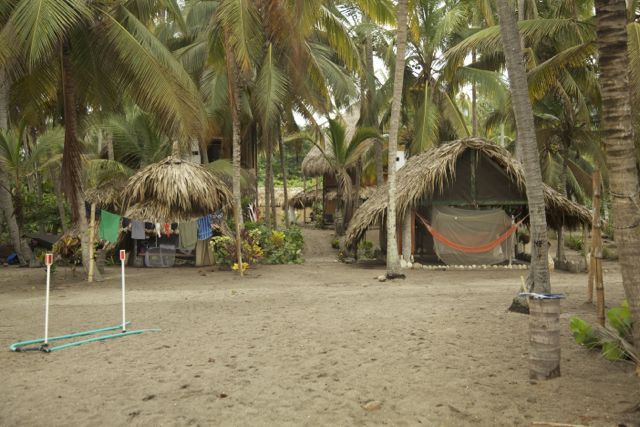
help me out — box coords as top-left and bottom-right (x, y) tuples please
(303, 174), (307, 224)
(589, 170), (605, 325)
(88, 203), (96, 283)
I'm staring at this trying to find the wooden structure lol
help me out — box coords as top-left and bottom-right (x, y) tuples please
(345, 138), (592, 264)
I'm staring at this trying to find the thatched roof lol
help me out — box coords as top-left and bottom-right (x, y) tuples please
(345, 138), (592, 247)
(84, 178), (127, 212)
(122, 156), (232, 223)
(287, 186), (378, 208)
(301, 146), (332, 177)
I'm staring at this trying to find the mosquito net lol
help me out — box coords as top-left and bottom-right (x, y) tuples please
(431, 206), (514, 265)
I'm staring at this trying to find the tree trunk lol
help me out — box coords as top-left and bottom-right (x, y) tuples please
(269, 149), (277, 227)
(60, 41), (84, 226)
(278, 126), (289, 227)
(497, 0), (551, 293)
(0, 172), (33, 265)
(556, 156), (568, 262)
(264, 131), (272, 227)
(386, 0), (408, 277)
(335, 183), (344, 236)
(0, 68), (7, 130)
(595, 0), (640, 360)
(224, 30), (244, 276)
(472, 51), (478, 136)
(50, 168), (68, 233)
(0, 68), (33, 265)
(402, 209), (412, 261)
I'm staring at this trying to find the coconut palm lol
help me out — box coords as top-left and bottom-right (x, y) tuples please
(1, 0), (206, 277)
(316, 118), (378, 235)
(385, 0), (409, 278)
(0, 129), (34, 265)
(595, 0), (640, 361)
(496, 0), (551, 294)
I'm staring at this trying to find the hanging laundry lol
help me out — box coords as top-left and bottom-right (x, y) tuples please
(197, 215), (213, 240)
(131, 221), (146, 240)
(99, 210), (121, 243)
(154, 223), (162, 237)
(163, 223), (171, 238)
(178, 221), (197, 250)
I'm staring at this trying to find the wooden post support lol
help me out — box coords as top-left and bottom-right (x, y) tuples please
(88, 203), (96, 283)
(303, 175), (307, 224)
(588, 170), (605, 325)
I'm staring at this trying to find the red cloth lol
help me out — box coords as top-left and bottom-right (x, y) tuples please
(163, 223), (171, 238)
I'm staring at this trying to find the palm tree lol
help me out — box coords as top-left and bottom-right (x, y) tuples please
(595, 0), (640, 362)
(317, 118), (378, 235)
(386, 0), (408, 278)
(495, 0), (551, 293)
(0, 129), (34, 265)
(2, 0), (206, 277)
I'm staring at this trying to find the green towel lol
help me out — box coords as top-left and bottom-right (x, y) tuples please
(179, 221), (197, 250)
(99, 210), (121, 243)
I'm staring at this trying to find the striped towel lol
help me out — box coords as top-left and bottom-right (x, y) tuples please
(197, 215), (213, 240)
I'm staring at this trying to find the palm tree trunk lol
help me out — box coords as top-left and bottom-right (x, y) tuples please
(472, 51), (478, 136)
(556, 155), (568, 262)
(51, 168), (68, 233)
(335, 183), (344, 236)
(269, 150), (277, 227)
(60, 42), (83, 226)
(496, 0), (551, 293)
(386, 0), (408, 277)
(278, 126), (289, 227)
(264, 130), (272, 227)
(0, 68), (33, 265)
(224, 30), (244, 275)
(595, 0), (640, 360)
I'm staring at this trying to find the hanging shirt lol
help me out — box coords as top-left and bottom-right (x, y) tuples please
(178, 221), (197, 250)
(99, 211), (121, 243)
(163, 223), (171, 238)
(131, 221), (146, 240)
(197, 215), (213, 240)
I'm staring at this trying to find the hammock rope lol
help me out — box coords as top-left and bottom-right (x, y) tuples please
(416, 212), (525, 254)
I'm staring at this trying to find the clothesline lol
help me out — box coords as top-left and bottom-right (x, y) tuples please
(97, 208), (222, 246)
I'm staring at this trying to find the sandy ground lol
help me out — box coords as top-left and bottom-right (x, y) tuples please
(1, 227), (638, 426)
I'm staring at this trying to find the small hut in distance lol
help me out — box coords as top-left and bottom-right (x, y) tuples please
(345, 138), (592, 265)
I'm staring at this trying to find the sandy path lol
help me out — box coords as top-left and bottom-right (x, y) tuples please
(0, 227), (638, 426)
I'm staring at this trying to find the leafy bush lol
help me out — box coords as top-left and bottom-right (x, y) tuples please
(569, 301), (634, 361)
(565, 235), (584, 253)
(357, 240), (375, 259)
(331, 238), (340, 249)
(252, 223), (304, 264)
(210, 230), (263, 268)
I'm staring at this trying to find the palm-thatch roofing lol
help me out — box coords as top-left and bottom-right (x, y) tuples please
(345, 138), (592, 247)
(122, 156), (232, 223)
(301, 146), (333, 177)
(84, 177), (128, 212)
(287, 186), (378, 208)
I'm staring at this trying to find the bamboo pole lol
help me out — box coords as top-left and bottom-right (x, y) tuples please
(588, 170), (605, 325)
(87, 203), (96, 283)
(303, 174), (307, 224)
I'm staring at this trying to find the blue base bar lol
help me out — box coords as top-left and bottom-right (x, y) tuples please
(9, 322), (160, 352)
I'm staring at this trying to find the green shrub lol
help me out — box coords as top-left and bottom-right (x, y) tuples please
(331, 238), (340, 249)
(244, 221), (304, 264)
(357, 240), (375, 259)
(569, 301), (634, 361)
(565, 235), (583, 252)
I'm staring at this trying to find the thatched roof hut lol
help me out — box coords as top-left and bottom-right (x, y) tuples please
(122, 156), (233, 223)
(301, 146), (332, 177)
(345, 138), (592, 247)
(287, 186), (378, 208)
(84, 178), (127, 212)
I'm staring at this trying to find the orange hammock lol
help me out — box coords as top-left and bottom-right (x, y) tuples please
(416, 213), (525, 254)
